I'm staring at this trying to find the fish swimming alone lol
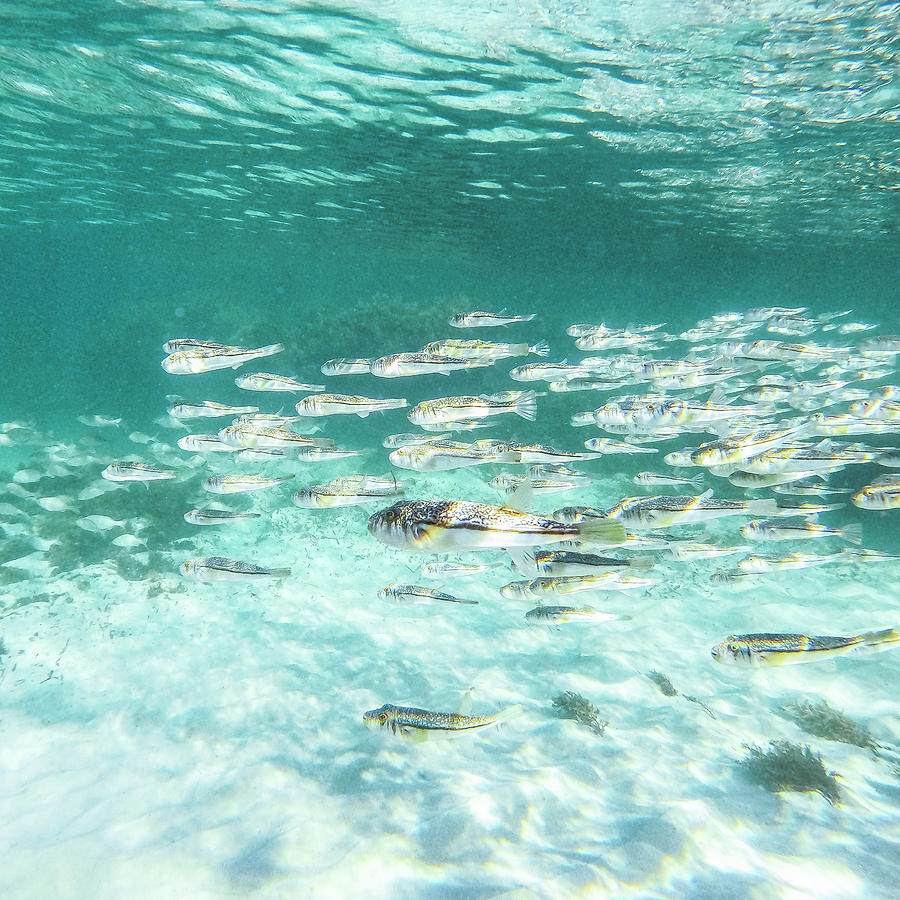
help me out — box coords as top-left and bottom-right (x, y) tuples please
(711, 628), (900, 666)
(363, 703), (516, 737)
(449, 310), (536, 328)
(161, 342), (284, 374)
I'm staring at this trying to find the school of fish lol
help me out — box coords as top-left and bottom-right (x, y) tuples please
(5, 306), (900, 738)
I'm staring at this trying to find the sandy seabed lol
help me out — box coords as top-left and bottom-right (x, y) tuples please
(2, 454), (900, 899)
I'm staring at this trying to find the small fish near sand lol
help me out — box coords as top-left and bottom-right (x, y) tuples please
(180, 556), (291, 581)
(711, 628), (900, 666)
(363, 702), (519, 739)
(184, 508), (263, 526)
(524, 606), (627, 625)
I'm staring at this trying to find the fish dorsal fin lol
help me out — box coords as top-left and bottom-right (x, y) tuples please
(698, 488), (714, 501)
(708, 386), (728, 405)
(503, 479), (533, 512)
(454, 687), (475, 716)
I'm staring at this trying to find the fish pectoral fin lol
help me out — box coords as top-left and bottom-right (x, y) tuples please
(454, 688), (475, 717)
(502, 480), (533, 512)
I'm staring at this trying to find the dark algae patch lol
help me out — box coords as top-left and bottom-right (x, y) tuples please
(781, 699), (877, 751)
(552, 691), (608, 736)
(648, 670), (678, 697)
(739, 741), (841, 805)
(648, 670), (716, 719)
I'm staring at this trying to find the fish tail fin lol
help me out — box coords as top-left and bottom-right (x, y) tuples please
(530, 341), (551, 357)
(506, 547), (538, 575)
(689, 474), (706, 489)
(255, 342), (285, 358)
(268, 567), (292, 578)
(577, 519), (626, 547)
(841, 523), (863, 545)
(747, 498), (780, 517)
(855, 627), (900, 656)
(627, 555), (655, 570)
(514, 391), (538, 421)
(493, 703), (525, 726)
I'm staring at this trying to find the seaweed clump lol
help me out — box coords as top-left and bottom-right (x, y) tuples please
(552, 691), (608, 735)
(782, 698), (877, 751)
(648, 670), (678, 697)
(739, 740), (841, 805)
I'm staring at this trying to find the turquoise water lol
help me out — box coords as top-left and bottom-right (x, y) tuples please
(2, 2), (900, 897)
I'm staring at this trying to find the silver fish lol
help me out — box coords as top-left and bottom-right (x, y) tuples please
(180, 556), (291, 581)
(184, 508), (262, 526)
(101, 461), (176, 482)
(711, 628), (900, 666)
(377, 583), (478, 605)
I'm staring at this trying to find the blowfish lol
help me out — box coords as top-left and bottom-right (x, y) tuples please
(424, 338), (550, 360)
(101, 461), (176, 482)
(368, 499), (625, 553)
(234, 372), (326, 392)
(161, 342), (284, 374)
(377, 583), (478, 605)
(449, 310), (536, 328)
(320, 358), (373, 376)
(389, 440), (512, 472)
(740, 519), (862, 544)
(295, 393), (408, 417)
(163, 338), (232, 354)
(420, 561), (500, 579)
(501, 573), (653, 600)
(507, 548), (652, 577)
(167, 399), (260, 418)
(710, 628), (900, 666)
(736, 551), (846, 573)
(370, 352), (493, 378)
(180, 556), (291, 581)
(177, 434), (237, 453)
(606, 489), (778, 529)
(525, 606), (625, 625)
(183, 508), (263, 525)
(203, 473), (294, 494)
(218, 424), (333, 449)
(408, 391), (538, 425)
(853, 476), (900, 510)
(291, 475), (404, 508)
(363, 703), (515, 737)
(583, 438), (659, 455)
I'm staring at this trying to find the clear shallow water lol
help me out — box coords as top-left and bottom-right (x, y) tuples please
(2, 2), (900, 897)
